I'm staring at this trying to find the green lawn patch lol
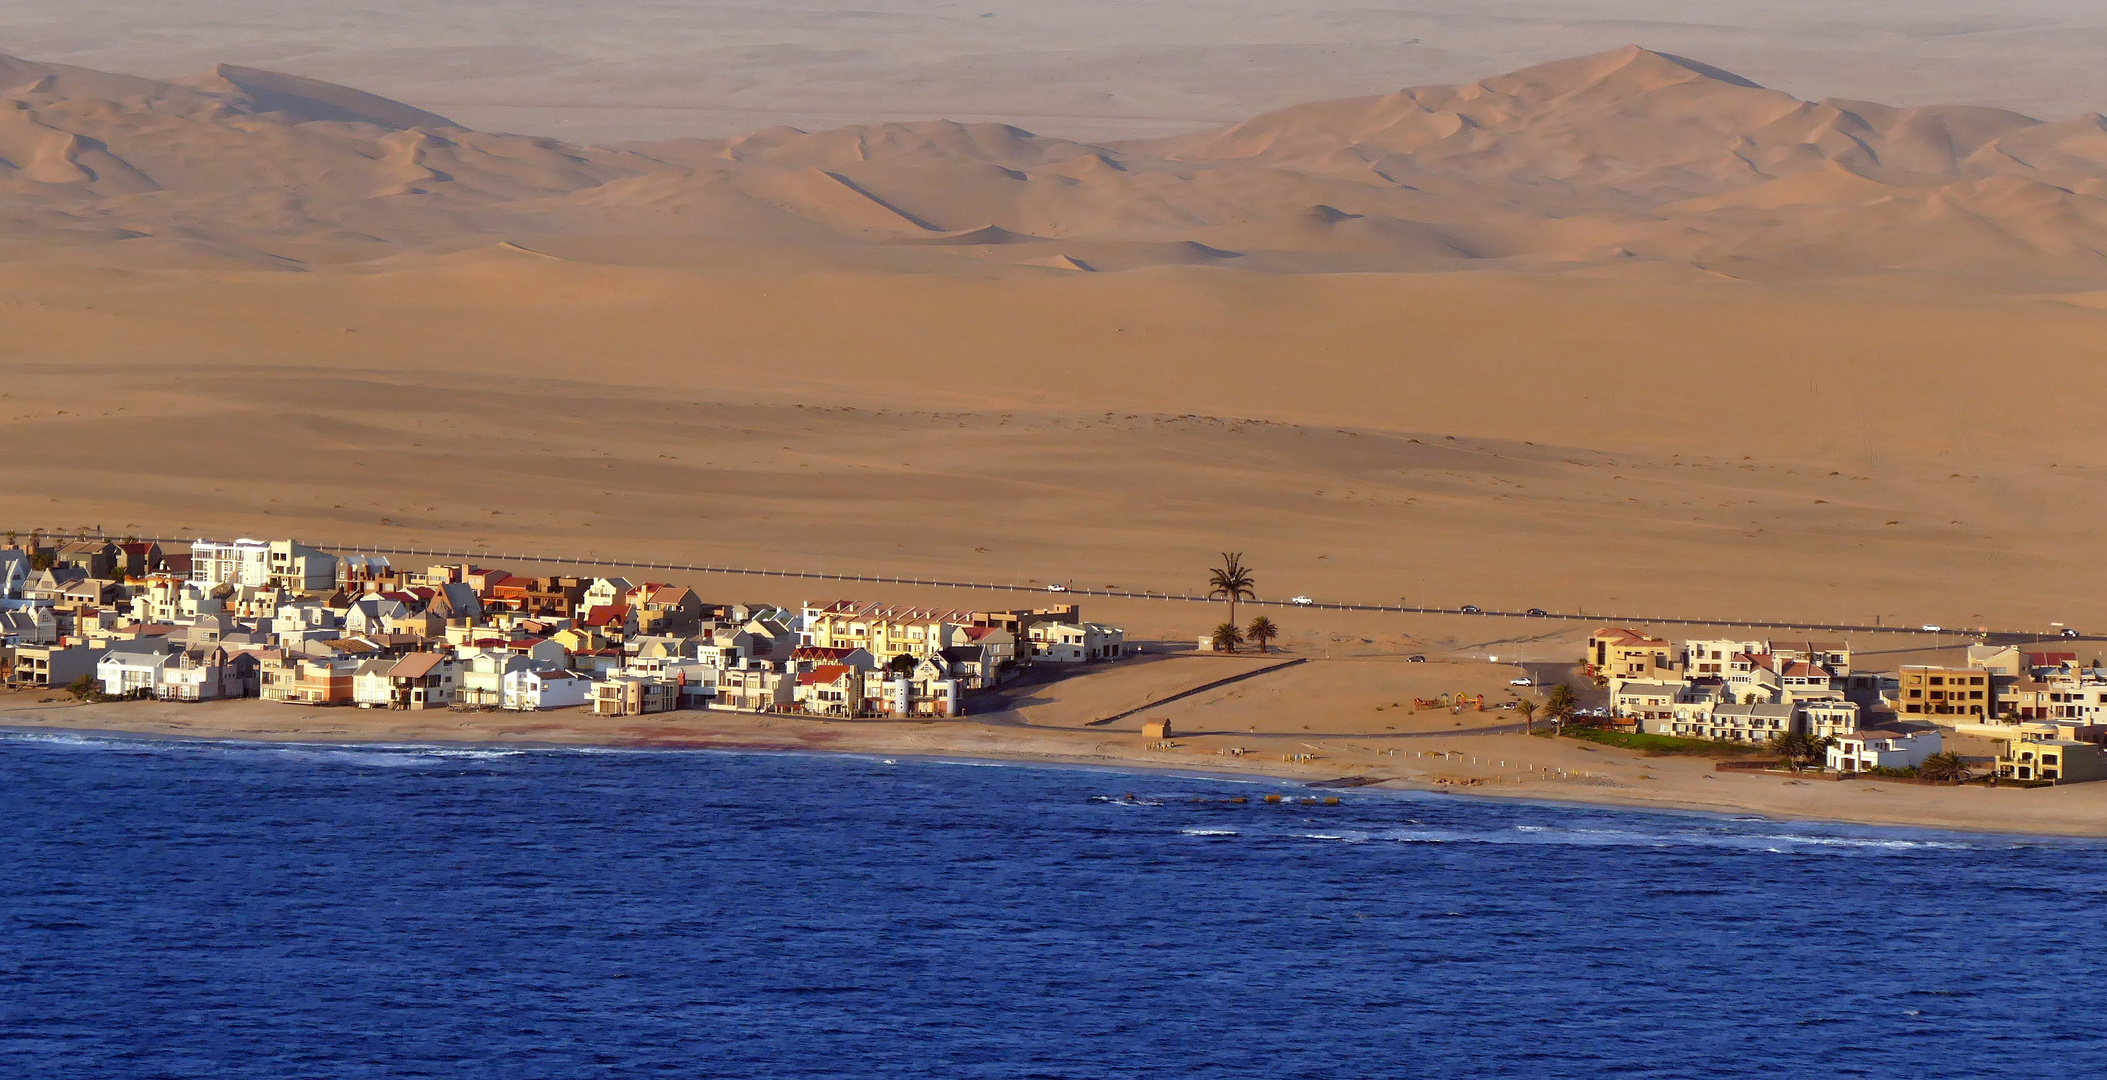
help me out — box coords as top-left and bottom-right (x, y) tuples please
(1555, 728), (1776, 758)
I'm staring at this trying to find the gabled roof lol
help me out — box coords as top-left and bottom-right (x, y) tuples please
(799, 664), (853, 685)
(1593, 626), (1667, 645)
(813, 600), (976, 623)
(388, 652), (445, 679)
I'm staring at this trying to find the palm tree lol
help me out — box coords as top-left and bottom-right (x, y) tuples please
(1918, 751), (1974, 784)
(1211, 621), (1244, 654)
(1772, 731), (1815, 771)
(1516, 698), (1539, 735)
(1543, 683), (1579, 734)
(1246, 615), (1279, 654)
(1207, 552), (1256, 626)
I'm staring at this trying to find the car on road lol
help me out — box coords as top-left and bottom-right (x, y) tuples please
(1290, 595), (1314, 606)
(1407, 655), (1427, 663)
(1526, 608), (1548, 617)
(1460, 605), (1483, 614)
(2063, 627), (2083, 639)
(1509, 677), (1534, 687)
(1046, 584), (1067, 593)
(1921, 624), (1942, 632)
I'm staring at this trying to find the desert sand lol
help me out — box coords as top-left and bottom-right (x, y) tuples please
(6, 38), (2107, 832)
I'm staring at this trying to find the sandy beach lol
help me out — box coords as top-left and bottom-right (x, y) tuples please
(12, 649), (2105, 838)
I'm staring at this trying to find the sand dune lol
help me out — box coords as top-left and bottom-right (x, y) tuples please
(8, 46), (2107, 281)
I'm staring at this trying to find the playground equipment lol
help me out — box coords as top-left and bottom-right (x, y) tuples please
(1414, 692), (1488, 713)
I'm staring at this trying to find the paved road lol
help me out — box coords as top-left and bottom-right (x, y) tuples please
(21, 531), (2084, 640)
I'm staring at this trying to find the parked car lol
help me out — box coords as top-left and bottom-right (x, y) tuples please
(2063, 627), (2083, 639)
(1460, 605), (1483, 614)
(1407, 655), (1427, 663)
(1290, 595), (1314, 606)
(1526, 608), (1548, 617)
(1510, 677), (1534, 687)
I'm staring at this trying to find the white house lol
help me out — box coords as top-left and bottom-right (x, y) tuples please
(1828, 727), (1943, 773)
(1026, 621), (1125, 663)
(98, 639), (180, 697)
(272, 601), (343, 649)
(352, 658), (398, 708)
(0, 548), (29, 599)
(457, 652), (535, 707)
(157, 647), (246, 701)
(0, 606), (58, 646)
(190, 538), (337, 592)
(1683, 639), (1765, 678)
(580, 577), (635, 616)
(502, 668), (594, 711)
(1797, 699), (1863, 739)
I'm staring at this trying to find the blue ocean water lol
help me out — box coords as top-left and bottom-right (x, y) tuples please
(2, 729), (2104, 1078)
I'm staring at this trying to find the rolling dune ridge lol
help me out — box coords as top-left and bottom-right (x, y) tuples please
(2, 46), (2103, 630)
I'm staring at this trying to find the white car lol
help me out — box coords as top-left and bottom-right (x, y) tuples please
(1290, 595), (1314, 606)
(1510, 677), (1534, 687)
(1921, 624), (1941, 632)
(1047, 584), (1067, 593)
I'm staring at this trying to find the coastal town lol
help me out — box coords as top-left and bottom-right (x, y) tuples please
(3, 530), (2102, 791)
(1593, 627), (2103, 784)
(0, 534), (1127, 721)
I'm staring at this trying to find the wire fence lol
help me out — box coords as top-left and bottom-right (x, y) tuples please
(4, 528), (2062, 638)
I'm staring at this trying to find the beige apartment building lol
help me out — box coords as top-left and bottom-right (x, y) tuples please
(1589, 627), (1678, 681)
(1998, 728), (2107, 783)
(802, 601), (979, 662)
(1896, 666), (1991, 721)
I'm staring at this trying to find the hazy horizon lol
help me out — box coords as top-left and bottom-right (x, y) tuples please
(6, 1), (2106, 142)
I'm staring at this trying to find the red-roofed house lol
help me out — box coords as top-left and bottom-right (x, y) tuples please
(796, 664), (862, 717)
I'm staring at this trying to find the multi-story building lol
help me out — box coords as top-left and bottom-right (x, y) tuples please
(1617, 679), (1689, 729)
(258, 654), (357, 704)
(9, 642), (100, 688)
(1671, 701), (1797, 744)
(1589, 627), (1679, 682)
(1998, 727), (2107, 783)
(1895, 665), (1992, 721)
(488, 575), (587, 617)
(1773, 640), (1852, 675)
(592, 675), (677, 716)
(1683, 639), (1764, 678)
(714, 666), (796, 712)
(191, 539), (337, 592)
(802, 601), (980, 662)
(1024, 622), (1119, 663)
(1797, 699), (1863, 739)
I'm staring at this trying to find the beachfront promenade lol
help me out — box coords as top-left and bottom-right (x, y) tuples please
(12, 531), (2071, 641)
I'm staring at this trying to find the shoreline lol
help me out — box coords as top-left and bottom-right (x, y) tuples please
(8, 701), (2106, 841)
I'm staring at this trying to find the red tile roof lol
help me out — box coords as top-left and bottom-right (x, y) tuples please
(799, 664), (853, 686)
